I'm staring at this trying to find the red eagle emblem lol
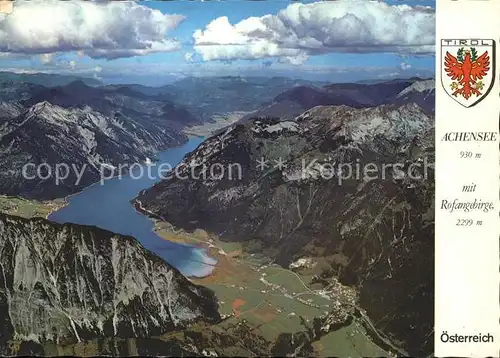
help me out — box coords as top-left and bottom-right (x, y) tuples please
(444, 47), (490, 100)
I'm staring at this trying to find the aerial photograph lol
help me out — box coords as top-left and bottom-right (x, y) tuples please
(0, 0), (435, 356)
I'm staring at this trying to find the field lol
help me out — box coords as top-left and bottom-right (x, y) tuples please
(155, 222), (392, 356)
(182, 111), (249, 137)
(0, 195), (65, 219)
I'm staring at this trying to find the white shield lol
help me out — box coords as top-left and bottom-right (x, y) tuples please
(441, 39), (495, 108)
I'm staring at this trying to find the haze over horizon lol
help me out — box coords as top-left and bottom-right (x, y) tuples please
(0, 0), (435, 86)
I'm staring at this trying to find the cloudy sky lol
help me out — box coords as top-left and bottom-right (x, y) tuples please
(0, 0), (435, 85)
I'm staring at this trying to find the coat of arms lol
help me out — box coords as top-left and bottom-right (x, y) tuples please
(441, 39), (495, 107)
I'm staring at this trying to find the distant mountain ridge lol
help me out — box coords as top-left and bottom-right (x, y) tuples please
(21, 80), (201, 128)
(241, 78), (435, 121)
(0, 72), (101, 87)
(356, 76), (434, 85)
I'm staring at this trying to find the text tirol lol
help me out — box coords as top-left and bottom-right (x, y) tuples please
(441, 39), (494, 46)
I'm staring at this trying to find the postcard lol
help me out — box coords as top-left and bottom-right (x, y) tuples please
(0, 0), (498, 357)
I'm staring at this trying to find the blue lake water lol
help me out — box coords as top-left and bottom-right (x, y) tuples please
(49, 137), (217, 278)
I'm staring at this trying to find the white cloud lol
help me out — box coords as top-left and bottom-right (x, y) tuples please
(400, 62), (412, 70)
(193, 1), (435, 64)
(39, 53), (55, 64)
(53, 58), (77, 70)
(93, 65), (102, 81)
(380, 71), (401, 78)
(0, 0), (185, 59)
(184, 52), (194, 62)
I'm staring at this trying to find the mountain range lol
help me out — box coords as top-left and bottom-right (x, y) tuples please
(0, 73), (435, 356)
(240, 78), (434, 122)
(0, 72), (101, 88)
(136, 101), (435, 356)
(0, 75), (330, 199)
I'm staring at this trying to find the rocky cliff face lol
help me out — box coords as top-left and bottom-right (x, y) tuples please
(137, 103), (434, 356)
(0, 213), (220, 347)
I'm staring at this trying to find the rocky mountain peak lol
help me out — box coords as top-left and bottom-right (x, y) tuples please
(293, 102), (431, 146)
(28, 100), (51, 112)
(397, 79), (435, 98)
(24, 101), (76, 125)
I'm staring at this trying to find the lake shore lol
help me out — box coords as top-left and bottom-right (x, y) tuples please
(48, 137), (218, 279)
(46, 135), (193, 219)
(150, 219), (246, 284)
(132, 200), (219, 279)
